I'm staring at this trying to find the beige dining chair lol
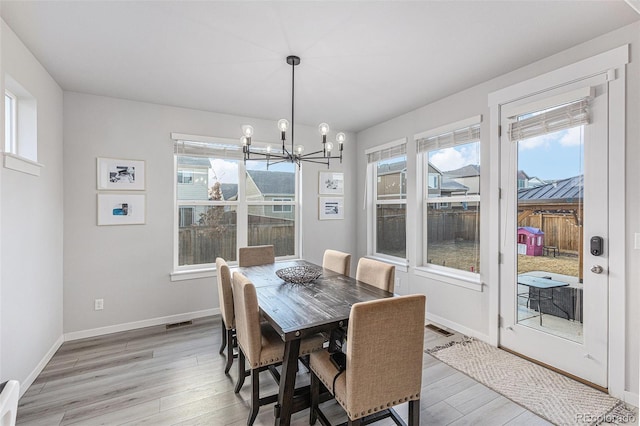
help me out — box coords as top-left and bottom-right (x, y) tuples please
(309, 294), (426, 426)
(232, 271), (325, 426)
(238, 245), (275, 267)
(322, 249), (352, 276)
(356, 257), (395, 292)
(216, 257), (237, 375)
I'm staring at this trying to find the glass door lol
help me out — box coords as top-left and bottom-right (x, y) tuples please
(499, 78), (609, 387)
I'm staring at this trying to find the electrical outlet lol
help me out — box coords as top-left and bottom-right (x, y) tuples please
(395, 277), (401, 288)
(94, 298), (104, 310)
(635, 233), (640, 250)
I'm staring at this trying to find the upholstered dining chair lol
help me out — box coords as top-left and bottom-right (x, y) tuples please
(216, 257), (237, 375)
(309, 294), (426, 426)
(232, 271), (325, 426)
(0, 380), (19, 426)
(238, 245), (275, 267)
(355, 257), (395, 292)
(322, 249), (352, 276)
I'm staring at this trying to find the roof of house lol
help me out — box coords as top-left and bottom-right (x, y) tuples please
(220, 184), (238, 201)
(247, 170), (295, 196)
(518, 175), (583, 202)
(441, 178), (469, 192)
(377, 160), (406, 176)
(443, 164), (480, 178)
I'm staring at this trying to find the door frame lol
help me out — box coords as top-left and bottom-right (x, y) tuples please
(487, 45), (628, 398)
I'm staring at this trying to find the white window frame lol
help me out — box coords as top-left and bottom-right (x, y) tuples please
(3, 75), (42, 176)
(414, 116), (482, 290)
(170, 133), (300, 280)
(365, 138), (408, 267)
(5, 90), (17, 154)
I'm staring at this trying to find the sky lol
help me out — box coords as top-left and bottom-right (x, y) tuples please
(428, 126), (584, 182)
(208, 158), (294, 185)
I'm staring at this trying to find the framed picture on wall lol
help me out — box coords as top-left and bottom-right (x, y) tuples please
(97, 157), (145, 190)
(97, 193), (146, 225)
(319, 171), (344, 195)
(319, 197), (344, 220)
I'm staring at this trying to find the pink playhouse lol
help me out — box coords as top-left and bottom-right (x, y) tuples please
(517, 226), (544, 256)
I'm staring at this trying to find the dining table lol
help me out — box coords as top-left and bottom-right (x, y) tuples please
(233, 259), (395, 426)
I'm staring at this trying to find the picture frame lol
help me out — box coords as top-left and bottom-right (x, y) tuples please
(319, 197), (344, 220)
(97, 193), (146, 225)
(319, 171), (344, 195)
(97, 157), (145, 190)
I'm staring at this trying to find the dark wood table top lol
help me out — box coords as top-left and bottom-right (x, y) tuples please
(234, 260), (394, 341)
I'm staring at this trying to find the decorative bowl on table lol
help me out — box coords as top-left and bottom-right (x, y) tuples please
(276, 266), (322, 284)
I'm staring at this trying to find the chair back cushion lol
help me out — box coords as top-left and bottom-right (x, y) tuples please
(345, 294), (425, 418)
(323, 249), (352, 276)
(355, 258), (395, 292)
(216, 258), (234, 329)
(232, 272), (263, 365)
(238, 245), (275, 267)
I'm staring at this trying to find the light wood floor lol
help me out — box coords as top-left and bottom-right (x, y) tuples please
(16, 316), (553, 426)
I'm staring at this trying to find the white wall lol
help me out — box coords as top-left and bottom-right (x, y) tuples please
(0, 19), (64, 389)
(356, 22), (640, 396)
(63, 92), (356, 335)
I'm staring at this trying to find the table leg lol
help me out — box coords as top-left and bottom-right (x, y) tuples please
(538, 288), (543, 326)
(275, 338), (301, 426)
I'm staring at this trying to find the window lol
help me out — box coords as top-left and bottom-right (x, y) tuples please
(366, 139), (407, 261)
(416, 117), (481, 276)
(4, 91), (16, 154)
(3, 75), (40, 175)
(173, 136), (298, 272)
(177, 170), (193, 184)
(272, 198), (293, 213)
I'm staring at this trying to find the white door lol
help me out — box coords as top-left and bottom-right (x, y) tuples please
(499, 76), (609, 387)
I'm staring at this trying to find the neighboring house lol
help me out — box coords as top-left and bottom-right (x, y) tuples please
(177, 157), (210, 227)
(246, 169), (296, 221)
(443, 164), (480, 195)
(518, 169), (547, 189)
(377, 159), (407, 199)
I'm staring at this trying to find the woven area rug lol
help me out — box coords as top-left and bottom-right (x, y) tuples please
(427, 339), (634, 425)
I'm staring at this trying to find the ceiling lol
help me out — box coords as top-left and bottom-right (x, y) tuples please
(1, 1), (638, 133)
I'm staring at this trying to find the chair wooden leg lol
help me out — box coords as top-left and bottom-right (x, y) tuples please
(248, 369), (260, 426)
(219, 321), (227, 354)
(347, 418), (363, 426)
(235, 348), (246, 393)
(408, 399), (420, 426)
(224, 328), (234, 374)
(310, 370), (319, 425)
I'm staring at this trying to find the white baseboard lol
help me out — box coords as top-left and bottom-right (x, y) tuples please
(426, 312), (491, 343)
(64, 308), (220, 342)
(20, 335), (64, 397)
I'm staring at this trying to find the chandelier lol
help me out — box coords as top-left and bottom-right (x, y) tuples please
(241, 55), (345, 168)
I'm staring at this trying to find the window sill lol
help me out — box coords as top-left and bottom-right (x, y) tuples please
(3, 153), (43, 176)
(414, 266), (483, 292)
(366, 255), (409, 273)
(170, 268), (216, 282)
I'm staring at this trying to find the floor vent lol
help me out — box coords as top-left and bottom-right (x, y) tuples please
(166, 320), (193, 330)
(425, 324), (453, 337)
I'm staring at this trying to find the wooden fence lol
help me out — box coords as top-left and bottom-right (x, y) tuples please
(178, 215), (294, 265)
(426, 210), (479, 242)
(519, 212), (581, 253)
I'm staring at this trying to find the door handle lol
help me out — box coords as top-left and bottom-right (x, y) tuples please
(590, 265), (604, 274)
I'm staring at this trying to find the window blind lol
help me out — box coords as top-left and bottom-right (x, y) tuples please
(173, 139), (247, 159)
(508, 98), (589, 142)
(366, 143), (406, 163)
(416, 123), (480, 153)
